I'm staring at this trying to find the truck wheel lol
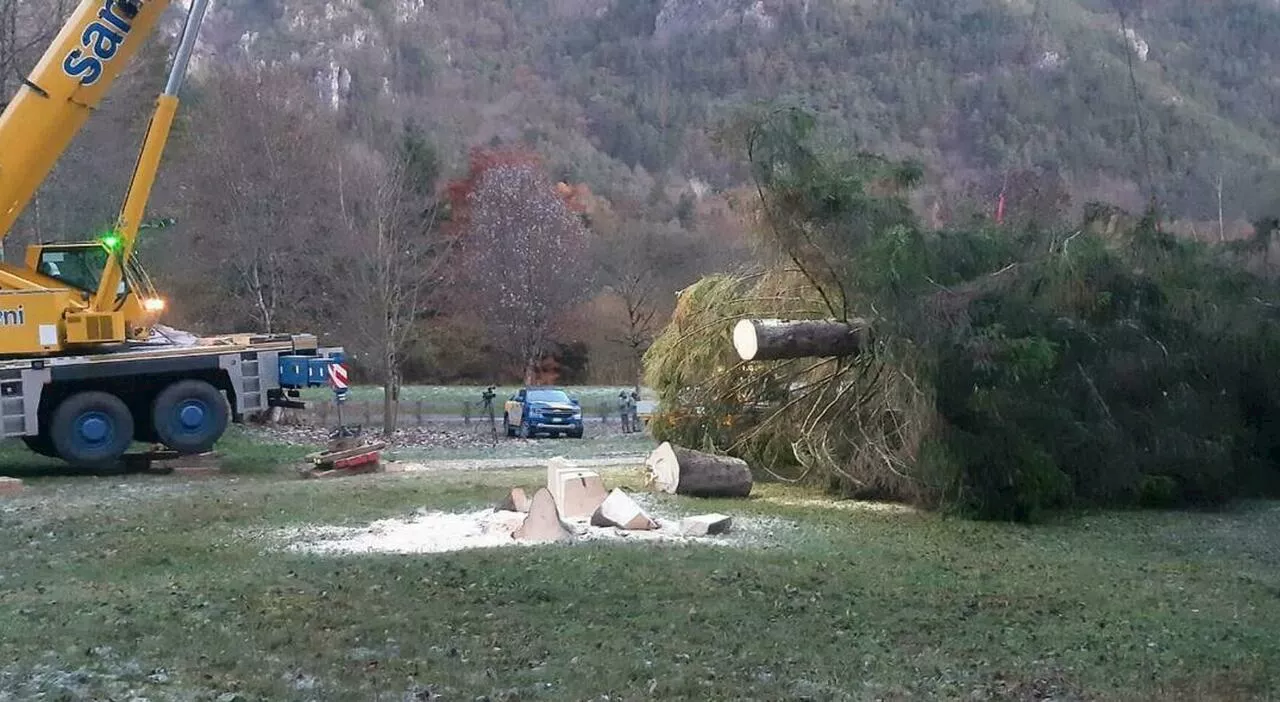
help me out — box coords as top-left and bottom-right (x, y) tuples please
(22, 433), (58, 458)
(151, 380), (229, 455)
(49, 391), (135, 469)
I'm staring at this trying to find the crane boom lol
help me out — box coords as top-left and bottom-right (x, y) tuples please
(93, 0), (207, 312)
(0, 0), (172, 245)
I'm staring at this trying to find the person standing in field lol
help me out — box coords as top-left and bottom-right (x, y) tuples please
(629, 389), (642, 433)
(618, 391), (632, 434)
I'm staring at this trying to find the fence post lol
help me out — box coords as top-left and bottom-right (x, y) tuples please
(463, 400), (472, 425)
(416, 399), (425, 426)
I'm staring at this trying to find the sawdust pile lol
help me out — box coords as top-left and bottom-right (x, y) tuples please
(271, 503), (785, 556)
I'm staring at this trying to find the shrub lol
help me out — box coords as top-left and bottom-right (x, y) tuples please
(644, 105), (1280, 521)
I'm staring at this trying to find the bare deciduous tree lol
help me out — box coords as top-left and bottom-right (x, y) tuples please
(450, 148), (591, 384)
(593, 218), (680, 389)
(170, 65), (341, 334)
(335, 129), (450, 436)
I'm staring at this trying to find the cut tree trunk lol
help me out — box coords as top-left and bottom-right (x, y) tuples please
(733, 318), (869, 361)
(591, 488), (658, 530)
(646, 442), (753, 498)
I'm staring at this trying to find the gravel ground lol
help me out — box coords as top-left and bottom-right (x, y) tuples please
(246, 423), (496, 451)
(246, 419), (643, 451)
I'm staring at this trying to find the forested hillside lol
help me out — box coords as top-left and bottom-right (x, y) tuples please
(181, 0), (1280, 219)
(4, 0), (1280, 385)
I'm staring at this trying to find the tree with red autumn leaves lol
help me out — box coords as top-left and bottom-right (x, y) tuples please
(446, 146), (592, 384)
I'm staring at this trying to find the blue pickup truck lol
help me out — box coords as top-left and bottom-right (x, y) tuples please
(503, 386), (584, 439)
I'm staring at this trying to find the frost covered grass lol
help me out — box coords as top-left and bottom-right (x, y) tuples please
(0, 461), (1278, 700)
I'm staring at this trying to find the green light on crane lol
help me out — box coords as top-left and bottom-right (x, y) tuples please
(100, 233), (122, 251)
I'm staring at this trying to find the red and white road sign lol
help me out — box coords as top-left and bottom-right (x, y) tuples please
(328, 362), (349, 391)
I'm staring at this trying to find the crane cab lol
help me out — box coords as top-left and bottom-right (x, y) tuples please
(0, 239), (166, 356)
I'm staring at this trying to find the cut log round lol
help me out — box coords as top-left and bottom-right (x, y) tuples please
(496, 487), (532, 513)
(680, 514), (733, 536)
(646, 442), (753, 498)
(733, 318), (870, 361)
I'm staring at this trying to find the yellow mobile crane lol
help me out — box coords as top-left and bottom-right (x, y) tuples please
(0, 0), (344, 469)
(0, 0), (190, 352)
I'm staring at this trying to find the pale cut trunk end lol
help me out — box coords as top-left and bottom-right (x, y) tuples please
(646, 442), (682, 494)
(645, 442), (753, 498)
(733, 318), (869, 362)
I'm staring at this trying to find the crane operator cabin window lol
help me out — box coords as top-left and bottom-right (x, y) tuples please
(37, 248), (127, 295)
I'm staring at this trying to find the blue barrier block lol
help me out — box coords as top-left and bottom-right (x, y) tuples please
(279, 355), (311, 388)
(308, 358), (334, 386)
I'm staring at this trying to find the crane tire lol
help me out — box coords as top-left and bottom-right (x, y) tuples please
(49, 391), (135, 470)
(151, 380), (230, 455)
(22, 433), (58, 458)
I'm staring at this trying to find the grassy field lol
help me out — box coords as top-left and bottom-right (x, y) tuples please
(384, 433), (655, 463)
(299, 385), (653, 416)
(0, 428), (315, 479)
(1, 435), (1278, 700)
(0, 423), (657, 478)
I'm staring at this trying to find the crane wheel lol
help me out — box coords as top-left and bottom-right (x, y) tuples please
(151, 380), (230, 455)
(49, 391), (135, 470)
(22, 434), (58, 459)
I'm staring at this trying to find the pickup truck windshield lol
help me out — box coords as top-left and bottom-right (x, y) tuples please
(528, 390), (572, 403)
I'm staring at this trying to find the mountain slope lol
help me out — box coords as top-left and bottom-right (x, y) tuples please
(28, 0), (1280, 239)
